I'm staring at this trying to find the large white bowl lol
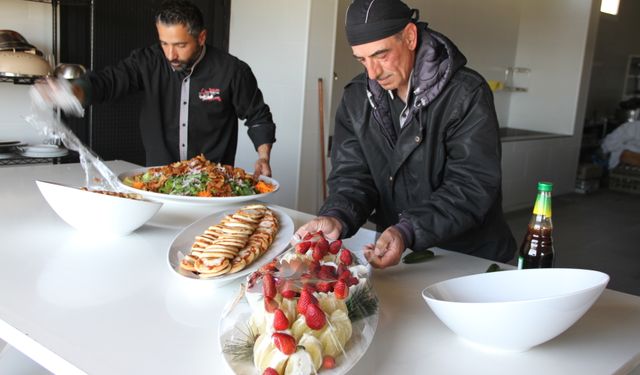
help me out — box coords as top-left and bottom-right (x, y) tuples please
(422, 268), (609, 352)
(36, 180), (162, 236)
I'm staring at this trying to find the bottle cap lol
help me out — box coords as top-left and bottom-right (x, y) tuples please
(537, 181), (553, 192)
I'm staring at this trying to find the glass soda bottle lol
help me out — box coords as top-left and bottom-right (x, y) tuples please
(517, 181), (554, 269)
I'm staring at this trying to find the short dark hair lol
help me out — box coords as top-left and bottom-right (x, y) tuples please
(155, 0), (204, 38)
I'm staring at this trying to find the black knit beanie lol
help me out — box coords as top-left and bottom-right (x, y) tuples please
(345, 0), (419, 46)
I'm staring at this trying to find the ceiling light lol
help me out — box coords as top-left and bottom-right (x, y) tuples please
(601, 0), (620, 15)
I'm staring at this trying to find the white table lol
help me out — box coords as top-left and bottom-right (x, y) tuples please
(1, 161), (640, 375)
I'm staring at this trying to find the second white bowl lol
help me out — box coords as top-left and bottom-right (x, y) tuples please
(422, 268), (609, 352)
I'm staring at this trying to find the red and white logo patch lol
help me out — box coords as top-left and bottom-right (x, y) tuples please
(199, 88), (222, 102)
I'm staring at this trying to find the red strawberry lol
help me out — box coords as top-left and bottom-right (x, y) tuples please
(318, 265), (337, 280)
(297, 289), (318, 315)
(347, 276), (359, 287)
(302, 283), (317, 294)
(263, 368), (279, 375)
(304, 303), (327, 330)
(262, 274), (276, 299)
(311, 244), (324, 262)
(247, 271), (260, 289)
(322, 355), (336, 369)
(264, 296), (279, 313)
(339, 249), (353, 266)
(272, 332), (297, 355)
(260, 260), (278, 273)
(273, 308), (290, 331)
(337, 264), (351, 280)
(334, 279), (348, 299)
(316, 237), (329, 255)
(281, 280), (299, 299)
(316, 281), (333, 293)
(302, 232), (314, 241)
(295, 241), (312, 254)
(329, 239), (342, 254)
(308, 260), (321, 276)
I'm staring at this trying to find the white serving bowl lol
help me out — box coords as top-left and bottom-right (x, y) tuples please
(36, 180), (162, 236)
(422, 268), (609, 352)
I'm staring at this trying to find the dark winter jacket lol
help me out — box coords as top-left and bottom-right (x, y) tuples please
(319, 23), (516, 262)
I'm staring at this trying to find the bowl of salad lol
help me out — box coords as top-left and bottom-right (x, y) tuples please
(118, 155), (279, 205)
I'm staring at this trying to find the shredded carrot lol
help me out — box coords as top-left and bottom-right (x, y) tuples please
(255, 180), (275, 194)
(132, 181), (145, 190)
(197, 190), (213, 197)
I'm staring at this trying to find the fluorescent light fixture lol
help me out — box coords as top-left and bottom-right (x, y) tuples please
(601, 0), (620, 15)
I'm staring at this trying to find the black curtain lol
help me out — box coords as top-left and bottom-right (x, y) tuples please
(60, 0), (230, 165)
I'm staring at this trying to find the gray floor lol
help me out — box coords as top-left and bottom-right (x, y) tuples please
(505, 187), (640, 296)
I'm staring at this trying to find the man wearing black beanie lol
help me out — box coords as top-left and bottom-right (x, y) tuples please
(296, 0), (516, 268)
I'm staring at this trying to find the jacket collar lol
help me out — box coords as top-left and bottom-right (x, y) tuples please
(366, 23), (467, 117)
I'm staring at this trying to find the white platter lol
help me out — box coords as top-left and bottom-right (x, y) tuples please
(118, 167), (279, 206)
(167, 205), (294, 286)
(219, 282), (379, 375)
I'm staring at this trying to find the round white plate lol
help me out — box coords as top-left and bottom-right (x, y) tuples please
(167, 205), (294, 286)
(219, 282), (379, 374)
(20, 145), (68, 158)
(118, 167), (279, 206)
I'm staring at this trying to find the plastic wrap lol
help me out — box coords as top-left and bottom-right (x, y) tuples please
(26, 80), (123, 192)
(220, 231), (379, 375)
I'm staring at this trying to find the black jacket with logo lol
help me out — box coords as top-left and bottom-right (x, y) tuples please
(82, 44), (275, 166)
(319, 24), (515, 262)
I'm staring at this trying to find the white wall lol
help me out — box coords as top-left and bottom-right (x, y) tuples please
(409, 0), (521, 128)
(502, 0), (598, 211)
(297, 0), (338, 214)
(0, 0), (53, 144)
(229, 0), (337, 212)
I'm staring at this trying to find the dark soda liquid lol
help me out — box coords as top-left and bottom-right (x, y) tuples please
(518, 225), (554, 268)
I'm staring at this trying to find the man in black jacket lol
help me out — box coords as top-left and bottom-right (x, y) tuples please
(37, 0), (276, 174)
(295, 0), (516, 268)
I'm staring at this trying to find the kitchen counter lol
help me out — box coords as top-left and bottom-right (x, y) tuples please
(499, 127), (569, 142)
(1, 161), (640, 374)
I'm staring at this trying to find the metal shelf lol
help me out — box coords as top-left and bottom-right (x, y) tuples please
(0, 156), (63, 166)
(0, 75), (39, 85)
(23, 0), (90, 5)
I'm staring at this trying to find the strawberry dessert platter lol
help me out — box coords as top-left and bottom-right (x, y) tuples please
(220, 231), (378, 375)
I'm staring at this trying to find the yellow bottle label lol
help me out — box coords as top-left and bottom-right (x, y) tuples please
(532, 193), (552, 217)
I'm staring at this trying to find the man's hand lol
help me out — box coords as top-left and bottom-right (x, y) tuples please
(31, 77), (84, 117)
(294, 216), (343, 243)
(254, 143), (272, 177)
(364, 226), (405, 269)
(254, 157), (271, 177)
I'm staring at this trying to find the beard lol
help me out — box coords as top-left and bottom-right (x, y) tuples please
(169, 45), (203, 72)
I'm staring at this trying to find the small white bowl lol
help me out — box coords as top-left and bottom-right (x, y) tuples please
(422, 268), (609, 352)
(36, 180), (162, 236)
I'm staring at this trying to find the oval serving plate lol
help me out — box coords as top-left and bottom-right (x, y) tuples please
(218, 264), (379, 375)
(167, 205), (294, 287)
(118, 167), (279, 206)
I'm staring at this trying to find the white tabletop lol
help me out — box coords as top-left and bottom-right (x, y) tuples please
(1, 161), (639, 375)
